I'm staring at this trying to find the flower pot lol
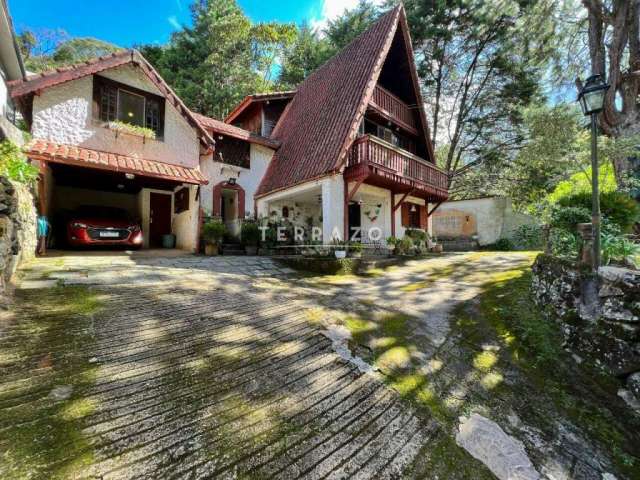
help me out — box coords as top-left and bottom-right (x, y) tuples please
(350, 251), (362, 259)
(162, 234), (176, 249)
(205, 243), (219, 256)
(334, 250), (347, 259)
(245, 245), (258, 256)
(431, 244), (443, 253)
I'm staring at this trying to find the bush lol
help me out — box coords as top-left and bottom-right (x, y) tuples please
(557, 191), (640, 232)
(404, 228), (428, 243)
(241, 221), (260, 246)
(512, 224), (542, 249)
(601, 232), (640, 268)
(548, 205), (591, 232)
(549, 228), (579, 259)
(397, 236), (414, 255)
(488, 238), (514, 251)
(348, 241), (363, 254)
(0, 140), (39, 185)
(202, 220), (225, 245)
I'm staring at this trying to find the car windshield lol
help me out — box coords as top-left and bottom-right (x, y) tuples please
(75, 206), (131, 220)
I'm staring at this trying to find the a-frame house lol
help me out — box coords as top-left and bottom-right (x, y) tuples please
(251, 4), (448, 243)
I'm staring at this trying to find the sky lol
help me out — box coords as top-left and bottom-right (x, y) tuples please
(8, 0), (367, 47)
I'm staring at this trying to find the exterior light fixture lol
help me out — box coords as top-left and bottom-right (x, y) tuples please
(410, 204), (417, 212)
(228, 177), (237, 185)
(125, 173), (135, 180)
(576, 74), (610, 270)
(577, 75), (609, 115)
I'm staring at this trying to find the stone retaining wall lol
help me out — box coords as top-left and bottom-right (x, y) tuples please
(0, 177), (36, 301)
(531, 254), (640, 404)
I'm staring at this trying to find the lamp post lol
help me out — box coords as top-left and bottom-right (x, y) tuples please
(577, 74), (610, 271)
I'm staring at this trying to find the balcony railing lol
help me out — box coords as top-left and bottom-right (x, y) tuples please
(347, 135), (448, 193)
(370, 85), (417, 130)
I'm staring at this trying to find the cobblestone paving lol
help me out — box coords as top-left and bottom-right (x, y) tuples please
(1, 251), (442, 479)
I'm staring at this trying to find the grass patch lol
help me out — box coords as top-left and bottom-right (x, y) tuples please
(0, 286), (103, 479)
(451, 264), (640, 478)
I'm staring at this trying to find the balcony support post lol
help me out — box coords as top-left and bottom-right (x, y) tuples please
(344, 175), (367, 241)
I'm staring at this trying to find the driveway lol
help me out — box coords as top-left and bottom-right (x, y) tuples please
(1, 251), (635, 479)
(2, 251), (442, 480)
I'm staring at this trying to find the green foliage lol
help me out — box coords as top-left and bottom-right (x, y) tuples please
(548, 205), (591, 232)
(277, 23), (332, 88)
(0, 140), (39, 185)
(324, 0), (381, 51)
(486, 238), (514, 251)
(548, 162), (618, 204)
(348, 241), (363, 254)
(109, 121), (156, 140)
(397, 236), (414, 255)
(404, 228), (428, 243)
(557, 191), (640, 233)
(139, 0), (295, 119)
(511, 224), (542, 250)
(601, 231), (640, 268)
(17, 29), (120, 73)
(240, 221), (260, 246)
(202, 220), (226, 244)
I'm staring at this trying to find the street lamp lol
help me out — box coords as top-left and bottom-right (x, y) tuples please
(577, 74), (610, 270)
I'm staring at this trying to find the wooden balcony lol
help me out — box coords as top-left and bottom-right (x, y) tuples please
(369, 85), (418, 133)
(346, 134), (448, 201)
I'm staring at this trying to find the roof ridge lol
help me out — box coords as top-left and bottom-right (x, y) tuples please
(24, 49), (131, 80)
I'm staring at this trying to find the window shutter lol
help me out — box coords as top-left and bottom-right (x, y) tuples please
(419, 205), (428, 229)
(401, 203), (409, 228)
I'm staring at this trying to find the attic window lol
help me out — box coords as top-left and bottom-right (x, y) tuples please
(94, 75), (165, 138)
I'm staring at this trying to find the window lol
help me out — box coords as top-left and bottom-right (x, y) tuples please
(94, 76), (165, 138)
(408, 205), (421, 228)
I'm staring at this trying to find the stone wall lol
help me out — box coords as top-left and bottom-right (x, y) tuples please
(531, 254), (640, 404)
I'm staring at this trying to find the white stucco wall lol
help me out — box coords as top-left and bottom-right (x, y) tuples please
(199, 143), (274, 217)
(0, 67), (7, 119)
(433, 196), (536, 246)
(31, 64), (199, 168)
(321, 175), (345, 243)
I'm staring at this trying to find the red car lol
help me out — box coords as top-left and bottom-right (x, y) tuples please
(66, 206), (143, 248)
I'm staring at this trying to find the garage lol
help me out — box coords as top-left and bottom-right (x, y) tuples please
(28, 140), (207, 251)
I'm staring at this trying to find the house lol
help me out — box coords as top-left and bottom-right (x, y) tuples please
(9, 50), (214, 251)
(192, 112), (279, 236)
(0, 0), (25, 145)
(243, 5), (449, 244)
(432, 196), (537, 249)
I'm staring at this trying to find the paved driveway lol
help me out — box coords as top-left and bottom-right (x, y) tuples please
(2, 251), (442, 479)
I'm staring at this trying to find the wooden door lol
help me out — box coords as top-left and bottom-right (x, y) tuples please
(149, 192), (172, 247)
(348, 203), (362, 241)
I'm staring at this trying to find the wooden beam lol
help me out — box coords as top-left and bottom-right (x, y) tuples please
(392, 188), (414, 212)
(428, 201), (444, 216)
(347, 176), (366, 202)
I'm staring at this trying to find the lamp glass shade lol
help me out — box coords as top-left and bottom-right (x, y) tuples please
(578, 75), (609, 115)
(579, 89), (606, 115)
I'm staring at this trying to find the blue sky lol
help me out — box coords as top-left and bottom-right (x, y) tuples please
(8, 0), (355, 47)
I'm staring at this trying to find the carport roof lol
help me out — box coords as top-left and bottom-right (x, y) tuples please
(26, 139), (208, 185)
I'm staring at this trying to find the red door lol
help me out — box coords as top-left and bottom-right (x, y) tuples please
(149, 192), (172, 247)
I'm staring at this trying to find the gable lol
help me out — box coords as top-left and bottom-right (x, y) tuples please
(256, 5), (435, 197)
(256, 6), (402, 197)
(9, 50), (214, 148)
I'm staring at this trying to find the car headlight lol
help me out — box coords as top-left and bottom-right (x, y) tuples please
(71, 222), (87, 229)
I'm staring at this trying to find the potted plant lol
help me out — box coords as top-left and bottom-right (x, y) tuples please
(386, 236), (399, 255)
(202, 220), (226, 256)
(332, 239), (347, 259)
(398, 236), (414, 256)
(348, 241), (364, 258)
(241, 221), (260, 255)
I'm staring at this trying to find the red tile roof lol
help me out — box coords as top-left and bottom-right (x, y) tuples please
(191, 112), (280, 149)
(255, 6), (404, 197)
(27, 139), (208, 185)
(224, 91), (296, 124)
(9, 50), (215, 148)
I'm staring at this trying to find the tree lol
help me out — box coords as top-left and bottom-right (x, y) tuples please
(17, 29), (120, 73)
(581, 0), (640, 184)
(140, 0), (294, 119)
(403, 0), (559, 192)
(325, 0), (382, 51)
(278, 23), (332, 88)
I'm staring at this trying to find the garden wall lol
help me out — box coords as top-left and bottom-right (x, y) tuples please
(531, 254), (640, 403)
(0, 176), (36, 301)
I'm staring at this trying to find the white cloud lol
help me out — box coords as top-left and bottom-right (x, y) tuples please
(167, 15), (181, 30)
(310, 0), (384, 33)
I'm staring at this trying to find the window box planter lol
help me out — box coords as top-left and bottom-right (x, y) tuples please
(107, 121), (157, 141)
